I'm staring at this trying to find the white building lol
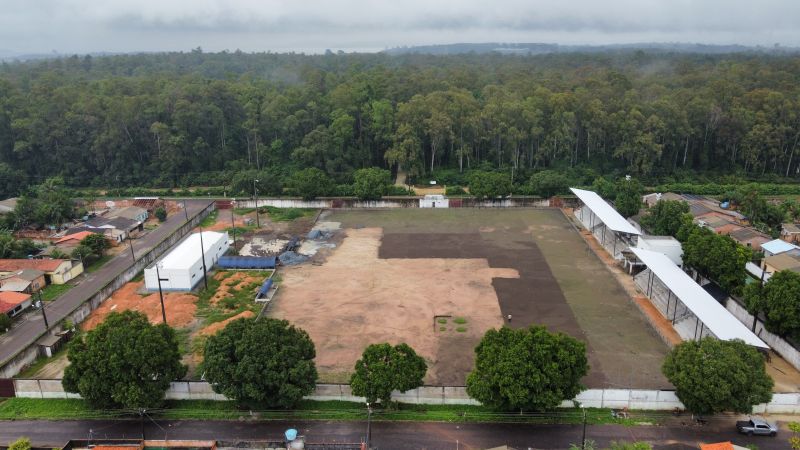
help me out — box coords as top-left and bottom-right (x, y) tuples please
(420, 194), (449, 208)
(145, 231), (229, 291)
(636, 235), (683, 267)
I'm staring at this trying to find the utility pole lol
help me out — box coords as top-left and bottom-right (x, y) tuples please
(37, 292), (49, 331)
(230, 205), (236, 248)
(365, 402), (372, 450)
(253, 179), (260, 228)
(128, 238), (136, 263)
(581, 406), (587, 450)
(155, 263), (168, 324)
(139, 408), (146, 439)
(183, 199), (189, 222)
(198, 228), (208, 289)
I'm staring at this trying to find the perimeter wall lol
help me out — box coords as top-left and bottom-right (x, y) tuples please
(10, 379), (800, 413)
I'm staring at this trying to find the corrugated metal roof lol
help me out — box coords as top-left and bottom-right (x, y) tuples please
(761, 239), (798, 255)
(570, 188), (641, 235)
(630, 247), (768, 349)
(153, 231), (227, 271)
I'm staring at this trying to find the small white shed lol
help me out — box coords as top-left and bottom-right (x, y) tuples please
(419, 194), (449, 208)
(145, 231), (229, 291)
(636, 235), (683, 267)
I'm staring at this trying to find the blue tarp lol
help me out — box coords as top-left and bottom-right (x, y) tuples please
(217, 256), (276, 269)
(257, 278), (273, 297)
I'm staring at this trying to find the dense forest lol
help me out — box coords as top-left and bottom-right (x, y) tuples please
(1, 49), (799, 194)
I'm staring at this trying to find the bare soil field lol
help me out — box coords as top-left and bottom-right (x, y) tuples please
(272, 208), (671, 388)
(81, 280), (198, 330)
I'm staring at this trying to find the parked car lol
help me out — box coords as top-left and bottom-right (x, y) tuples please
(736, 417), (778, 436)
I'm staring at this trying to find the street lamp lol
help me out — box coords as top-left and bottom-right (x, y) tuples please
(365, 402), (372, 450)
(155, 262), (168, 324)
(197, 228), (208, 290)
(230, 203), (236, 249)
(253, 179), (260, 228)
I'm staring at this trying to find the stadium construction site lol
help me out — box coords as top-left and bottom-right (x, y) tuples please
(26, 199), (800, 393)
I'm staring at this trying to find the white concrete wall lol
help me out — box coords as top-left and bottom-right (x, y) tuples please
(14, 379), (800, 412)
(726, 299), (800, 372)
(419, 198), (450, 208)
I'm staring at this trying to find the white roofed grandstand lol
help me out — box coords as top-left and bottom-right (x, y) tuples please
(629, 247), (767, 349)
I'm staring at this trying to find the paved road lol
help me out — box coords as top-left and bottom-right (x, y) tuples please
(0, 419), (789, 450)
(0, 200), (214, 367)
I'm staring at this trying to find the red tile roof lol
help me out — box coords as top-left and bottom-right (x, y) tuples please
(0, 291), (31, 314)
(700, 443), (734, 450)
(55, 231), (95, 244)
(0, 259), (67, 272)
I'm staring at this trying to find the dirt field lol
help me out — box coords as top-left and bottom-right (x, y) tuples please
(271, 208), (671, 388)
(81, 280), (198, 330)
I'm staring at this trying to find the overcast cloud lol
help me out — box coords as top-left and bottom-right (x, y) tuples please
(1, 0), (799, 55)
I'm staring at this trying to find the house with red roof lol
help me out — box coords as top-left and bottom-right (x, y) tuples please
(0, 291), (32, 317)
(55, 230), (99, 250)
(0, 259), (84, 284)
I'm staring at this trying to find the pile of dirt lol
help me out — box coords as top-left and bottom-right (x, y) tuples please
(82, 281), (198, 330)
(279, 251), (309, 265)
(200, 310), (256, 336)
(210, 272), (264, 305)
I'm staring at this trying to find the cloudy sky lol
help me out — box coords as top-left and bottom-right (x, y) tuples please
(2, 0), (799, 55)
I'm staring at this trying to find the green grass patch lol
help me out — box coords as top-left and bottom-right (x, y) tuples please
(174, 328), (192, 355)
(40, 284), (73, 302)
(198, 210), (218, 228)
(195, 273), (262, 325)
(131, 271), (144, 282)
(263, 206), (315, 222)
(86, 254), (113, 273)
(439, 326), (447, 331)
(437, 318), (447, 324)
(226, 225), (257, 235)
(456, 326), (467, 333)
(0, 398), (656, 425)
(233, 207), (255, 215)
(454, 317), (467, 324)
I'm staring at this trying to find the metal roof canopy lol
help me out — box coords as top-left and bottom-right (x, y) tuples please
(630, 247), (768, 349)
(154, 231), (226, 271)
(570, 188), (641, 235)
(761, 238), (798, 255)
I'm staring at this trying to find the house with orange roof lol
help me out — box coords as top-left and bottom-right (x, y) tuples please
(0, 259), (84, 284)
(0, 291), (32, 317)
(55, 230), (99, 250)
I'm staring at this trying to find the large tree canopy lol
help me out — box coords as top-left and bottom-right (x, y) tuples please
(203, 317), (317, 408)
(2, 51), (800, 192)
(746, 270), (800, 341)
(466, 326), (588, 411)
(614, 177), (643, 218)
(63, 310), (186, 409)
(662, 337), (772, 415)
(640, 199), (691, 236)
(352, 167), (392, 201)
(468, 171), (512, 200)
(682, 226), (751, 295)
(350, 342), (428, 405)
